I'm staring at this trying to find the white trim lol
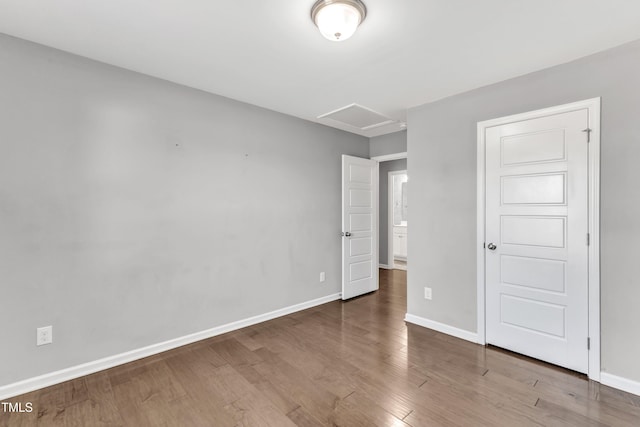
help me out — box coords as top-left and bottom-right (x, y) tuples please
(405, 314), (478, 343)
(476, 122), (486, 345)
(0, 293), (341, 400)
(388, 171), (394, 267)
(476, 98), (601, 380)
(378, 263), (392, 270)
(586, 101), (601, 382)
(371, 152), (407, 162)
(374, 163), (380, 292)
(600, 373), (640, 397)
(392, 263), (407, 271)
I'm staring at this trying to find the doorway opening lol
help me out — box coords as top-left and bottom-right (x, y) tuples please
(389, 170), (408, 270)
(372, 154), (407, 271)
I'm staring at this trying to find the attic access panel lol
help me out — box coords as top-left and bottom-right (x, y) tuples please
(318, 104), (395, 130)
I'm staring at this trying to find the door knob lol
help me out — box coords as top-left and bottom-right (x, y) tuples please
(342, 232), (352, 237)
(487, 243), (497, 251)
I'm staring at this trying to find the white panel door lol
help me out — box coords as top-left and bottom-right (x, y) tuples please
(485, 109), (589, 373)
(342, 155), (379, 300)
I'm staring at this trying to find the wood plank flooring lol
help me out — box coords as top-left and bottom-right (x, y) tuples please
(2, 269), (639, 426)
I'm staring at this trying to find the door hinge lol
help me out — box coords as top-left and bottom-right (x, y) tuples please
(582, 128), (592, 143)
(587, 233), (590, 246)
(587, 337), (591, 350)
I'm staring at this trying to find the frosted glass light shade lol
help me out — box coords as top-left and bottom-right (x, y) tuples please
(312, 0), (366, 42)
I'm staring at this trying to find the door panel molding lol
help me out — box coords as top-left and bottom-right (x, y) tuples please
(476, 98), (600, 381)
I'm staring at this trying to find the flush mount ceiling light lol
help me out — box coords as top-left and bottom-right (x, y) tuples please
(311, 0), (367, 42)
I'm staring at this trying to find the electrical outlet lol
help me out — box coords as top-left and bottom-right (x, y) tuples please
(37, 326), (53, 346)
(424, 287), (432, 300)
(319, 271), (326, 283)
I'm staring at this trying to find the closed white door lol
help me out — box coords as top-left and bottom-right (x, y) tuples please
(485, 109), (589, 373)
(342, 155), (379, 300)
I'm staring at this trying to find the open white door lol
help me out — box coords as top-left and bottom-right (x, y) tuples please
(342, 155), (379, 300)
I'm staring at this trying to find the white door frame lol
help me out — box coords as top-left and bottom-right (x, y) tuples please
(476, 98), (601, 381)
(371, 152), (407, 162)
(371, 152), (408, 270)
(388, 170), (408, 267)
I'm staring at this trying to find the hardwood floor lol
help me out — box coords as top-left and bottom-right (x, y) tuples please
(2, 269), (640, 426)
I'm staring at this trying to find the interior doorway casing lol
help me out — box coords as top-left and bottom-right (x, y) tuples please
(476, 98), (601, 381)
(371, 151), (408, 270)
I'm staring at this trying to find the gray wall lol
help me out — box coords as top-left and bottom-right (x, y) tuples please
(0, 34), (369, 386)
(407, 40), (640, 382)
(370, 131), (407, 158)
(378, 159), (407, 265)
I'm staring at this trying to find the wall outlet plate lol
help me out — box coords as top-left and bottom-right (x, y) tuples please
(424, 287), (432, 300)
(320, 272), (326, 283)
(37, 325), (53, 346)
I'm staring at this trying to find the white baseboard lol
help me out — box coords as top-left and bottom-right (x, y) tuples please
(378, 264), (392, 270)
(404, 313), (478, 343)
(600, 372), (640, 397)
(0, 293), (341, 400)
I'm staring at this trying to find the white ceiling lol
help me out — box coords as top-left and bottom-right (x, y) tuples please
(1, 0), (640, 137)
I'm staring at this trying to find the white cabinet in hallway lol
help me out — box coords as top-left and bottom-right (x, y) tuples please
(393, 226), (407, 260)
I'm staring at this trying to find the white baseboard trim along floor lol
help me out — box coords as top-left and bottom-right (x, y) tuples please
(0, 293), (341, 400)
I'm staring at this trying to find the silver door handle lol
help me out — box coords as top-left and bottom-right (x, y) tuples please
(342, 232), (352, 237)
(487, 243), (497, 251)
